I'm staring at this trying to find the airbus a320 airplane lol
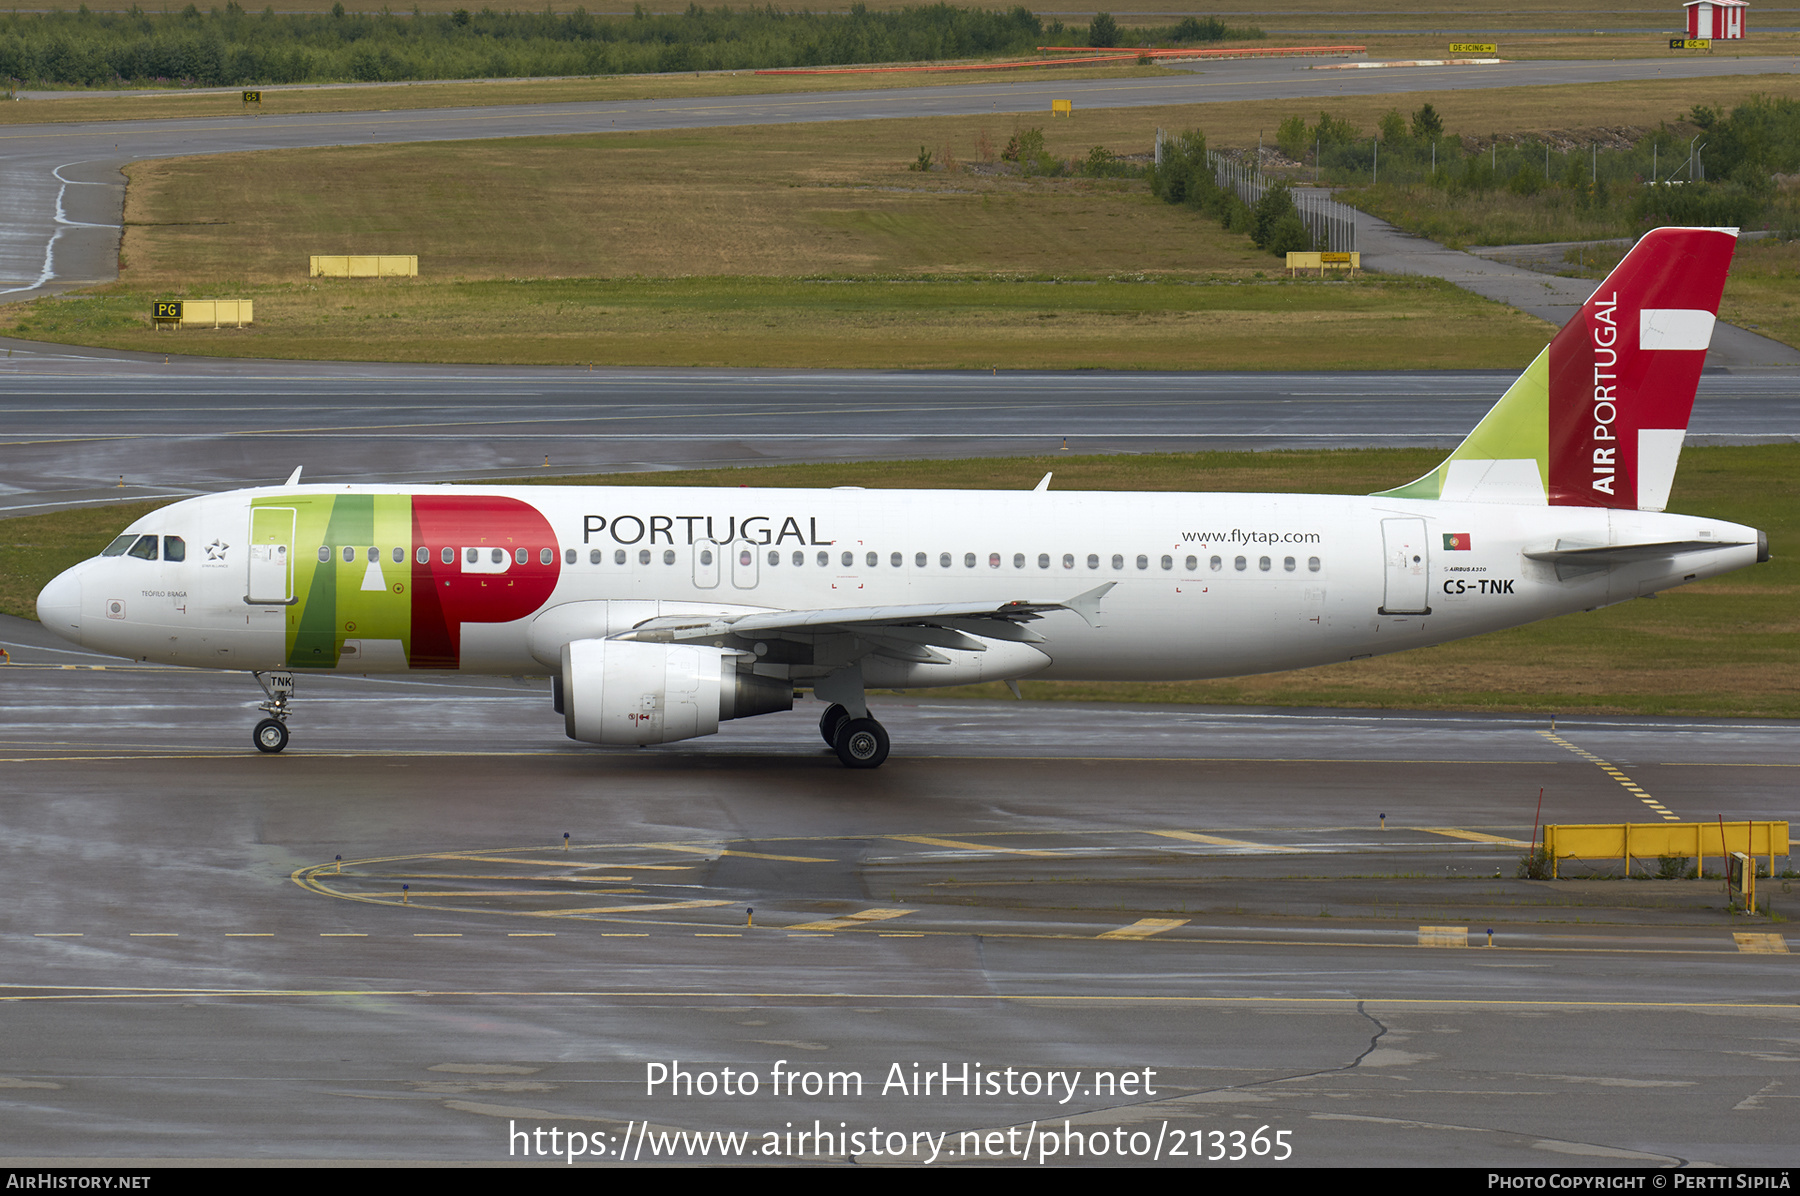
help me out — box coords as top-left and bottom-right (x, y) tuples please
(35, 227), (1768, 768)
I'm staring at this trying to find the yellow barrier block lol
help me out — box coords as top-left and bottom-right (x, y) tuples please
(1541, 821), (1787, 879)
(309, 255), (418, 278)
(1051, 99), (1073, 117)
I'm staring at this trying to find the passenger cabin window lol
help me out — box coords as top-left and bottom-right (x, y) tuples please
(392, 547), (405, 564)
(890, 552), (902, 567)
(1087, 554), (1100, 570)
(1284, 556), (1296, 572)
(1111, 554), (1124, 570)
(1209, 556), (1221, 571)
(128, 535), (159, 561)
(101, 535), (137, 557)
(1308, 556), (1321, 572)
(319, 546), (332, 563)
(638, 549), (651, 565)
(514, 548), (528, 565)
(817, 551), (829, 567)
(866, 552), (877, 568)
(1258, 556), (1272, 572)
(1063, 554), (1074, 569)
(163, 537), (186, 562)
(663, 549), (676, 565)
(1039, 554), (1050, 570)
(845, 552), (856, 568)
(915, 553), (927, 568)
(564, 548), (576, 565)
(541, 548), (555, 566)
(940, 553), (951, 568)
(1013, 553), (1025, 569)
(616, 549), (628, 565)
(490, 548), (504, 565)
(345, 547), (357, 563)
(1234, 556), (1247, 571)
(442, 547), (455, 565)
(367, 547), (378, 562)
(590, 549), (602, 565)
(1160, 555), (1172, 571)
(466, 548), (478, 565)
(418, 547), (430, 564)
(964, 553), (976, 569)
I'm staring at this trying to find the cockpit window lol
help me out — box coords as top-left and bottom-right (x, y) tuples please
(127, 535), (159, 561)
(163, 536), (186, 563)
(100, 535), (137, 557)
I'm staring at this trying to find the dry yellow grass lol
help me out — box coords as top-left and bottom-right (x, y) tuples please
(120, 123), (1272, 283)
(116, 73), (1800, 285)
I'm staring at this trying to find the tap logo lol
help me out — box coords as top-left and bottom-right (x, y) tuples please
(205, 540), (230, 562)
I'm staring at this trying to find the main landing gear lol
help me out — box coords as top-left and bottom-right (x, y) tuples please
(252, 670), (295, 754)
(819, 702), (890, 769)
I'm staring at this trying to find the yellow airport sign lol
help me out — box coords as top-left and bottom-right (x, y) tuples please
(154, 299), (252, 328)
(1051, 99), (1073, 117)
(1286, 251), (1360, 276)
(1669, 37), (1711, 49)
(1449, 42), (1497, 53)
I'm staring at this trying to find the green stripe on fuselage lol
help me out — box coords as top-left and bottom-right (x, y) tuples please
(258, 494), (415, 668)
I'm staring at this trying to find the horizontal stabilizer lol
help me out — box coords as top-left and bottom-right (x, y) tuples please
(1524, 537), (1755, 564)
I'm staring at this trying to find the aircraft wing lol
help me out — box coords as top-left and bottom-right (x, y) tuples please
(615, 583), (1115, 656)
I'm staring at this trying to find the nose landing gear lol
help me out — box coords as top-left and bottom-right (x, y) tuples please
(252, 671), (295, 753)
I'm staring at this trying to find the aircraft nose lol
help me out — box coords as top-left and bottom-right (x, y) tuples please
(36, 566), (83, 645)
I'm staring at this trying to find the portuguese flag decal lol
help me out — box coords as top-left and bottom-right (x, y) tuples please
(1443, 532), (1473, 551)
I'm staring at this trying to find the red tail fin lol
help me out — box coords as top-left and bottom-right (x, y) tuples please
(1546, 226), (1737, 510)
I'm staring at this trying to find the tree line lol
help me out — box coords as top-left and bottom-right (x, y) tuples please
(0, 4), (1256, 87)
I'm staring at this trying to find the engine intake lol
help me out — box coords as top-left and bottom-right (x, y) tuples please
(560, 638), (791, 745)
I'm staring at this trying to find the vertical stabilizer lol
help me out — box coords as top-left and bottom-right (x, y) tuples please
(1375, 227), (1738, 510)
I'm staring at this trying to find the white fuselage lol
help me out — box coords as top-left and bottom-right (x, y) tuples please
(37, 484), (1764, 685)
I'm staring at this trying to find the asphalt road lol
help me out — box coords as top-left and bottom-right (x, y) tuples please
(1, 614), (1794, 1166)
(4, 344), (1796, 517)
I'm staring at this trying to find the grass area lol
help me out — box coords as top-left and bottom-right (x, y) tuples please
(6, 445), (1792, 717)
(1714, 238), (1800, 350)
(1340, 182), (1645, 248)
(5, 76), (1795, 366)
(8, 275), (1547, 370)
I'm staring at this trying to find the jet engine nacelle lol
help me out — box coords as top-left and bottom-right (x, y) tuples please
(560, 638), (792, 745)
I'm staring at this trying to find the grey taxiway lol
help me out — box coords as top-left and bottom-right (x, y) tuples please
(1, 614), (1795, 1165)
